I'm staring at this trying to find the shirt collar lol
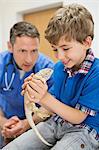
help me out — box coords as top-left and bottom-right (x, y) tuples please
(64, 49), (95, 77)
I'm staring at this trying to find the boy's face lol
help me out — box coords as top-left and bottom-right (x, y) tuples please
(8, 36), (39, 72)
(51, 35), (91, 69)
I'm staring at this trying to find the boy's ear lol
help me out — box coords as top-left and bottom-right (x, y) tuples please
(7, 41), (13, 53)
(83, 36), (92, 48)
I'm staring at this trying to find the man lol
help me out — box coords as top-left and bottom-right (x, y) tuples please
(0, 21), (54, 148)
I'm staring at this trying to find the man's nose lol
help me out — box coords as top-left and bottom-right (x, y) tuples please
(26, 53), (32, 63)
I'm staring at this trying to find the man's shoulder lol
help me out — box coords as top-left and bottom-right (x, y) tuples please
(0, 51), (12, 81)
(0, 50), (9, 55)
(38, 53), (53, 62)
(36, 53), (54, 68)
(0, 51), (12, 63)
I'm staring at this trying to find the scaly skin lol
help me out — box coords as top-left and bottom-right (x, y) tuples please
(24, 68), (53, 146)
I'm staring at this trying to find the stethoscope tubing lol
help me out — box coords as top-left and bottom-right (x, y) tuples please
(3, 71), (15, 91)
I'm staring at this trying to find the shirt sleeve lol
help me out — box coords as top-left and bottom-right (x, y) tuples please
(77, 71), (99, 114)
(0, 55), (4, 84)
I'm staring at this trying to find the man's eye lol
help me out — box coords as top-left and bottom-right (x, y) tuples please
(32, 49), (38, 52)
(21, 49), (26, 52)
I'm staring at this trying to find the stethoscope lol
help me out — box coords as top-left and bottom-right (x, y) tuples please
(3, 61), (16, 91)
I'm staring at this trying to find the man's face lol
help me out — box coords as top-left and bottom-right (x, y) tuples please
(51, 36), (91, 69)
(8, 36), (39, 72)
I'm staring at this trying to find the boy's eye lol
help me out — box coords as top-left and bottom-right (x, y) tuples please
(63, 48), (70, 51)
(53, 49), (58, 52)
(52, 47), (71, 52)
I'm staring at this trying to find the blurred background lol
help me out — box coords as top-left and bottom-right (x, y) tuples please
(0, 0), (99, 62)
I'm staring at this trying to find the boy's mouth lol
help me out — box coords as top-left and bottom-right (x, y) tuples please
(62, 60), (70, 66)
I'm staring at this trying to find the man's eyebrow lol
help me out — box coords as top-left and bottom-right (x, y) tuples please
(18, 48), (27, 51)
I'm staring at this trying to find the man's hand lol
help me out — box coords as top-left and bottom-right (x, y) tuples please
(1, 116), (29, 139)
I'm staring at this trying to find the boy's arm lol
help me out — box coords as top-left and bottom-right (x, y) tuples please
(25, 74), (88, 124)
(40, 93), (88, 124)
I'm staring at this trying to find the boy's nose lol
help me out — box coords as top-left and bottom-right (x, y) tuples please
(57, 49), (65, 60)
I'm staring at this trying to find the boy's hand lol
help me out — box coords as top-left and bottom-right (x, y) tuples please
(21, 73), (34, 96)
(22, 73), (48, 104)
(25, 76), (48, 104)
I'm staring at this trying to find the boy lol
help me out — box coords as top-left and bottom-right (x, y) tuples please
(2, 3), (99, 150)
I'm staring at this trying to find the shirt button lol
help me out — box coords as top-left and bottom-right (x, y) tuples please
(80, 144), (85, 149)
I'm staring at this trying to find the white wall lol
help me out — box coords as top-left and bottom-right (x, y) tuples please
(0, 1), (4, 50)
(0, 0), (63, 50)
(0, 0), (99, 57)
(0, 16), (2, 50)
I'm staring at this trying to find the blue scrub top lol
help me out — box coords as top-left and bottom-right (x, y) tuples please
(49, 59), (99, 133)
(0, 51), (54, 119)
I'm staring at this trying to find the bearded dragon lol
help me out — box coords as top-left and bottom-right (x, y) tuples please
(24, 68), (53, 146)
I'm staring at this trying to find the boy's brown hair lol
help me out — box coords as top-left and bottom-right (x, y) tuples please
(45, 3), (94, 45)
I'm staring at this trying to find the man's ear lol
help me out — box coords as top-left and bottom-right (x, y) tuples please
(83, 36), (92, 49)
(7, 41), (13, 53)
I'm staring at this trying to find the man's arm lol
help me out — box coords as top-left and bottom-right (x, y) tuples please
(2, 106), (53, 138)
(0, 108), (7, 129)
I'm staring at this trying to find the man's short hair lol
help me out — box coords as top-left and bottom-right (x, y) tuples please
(10, 21), (40, 45)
